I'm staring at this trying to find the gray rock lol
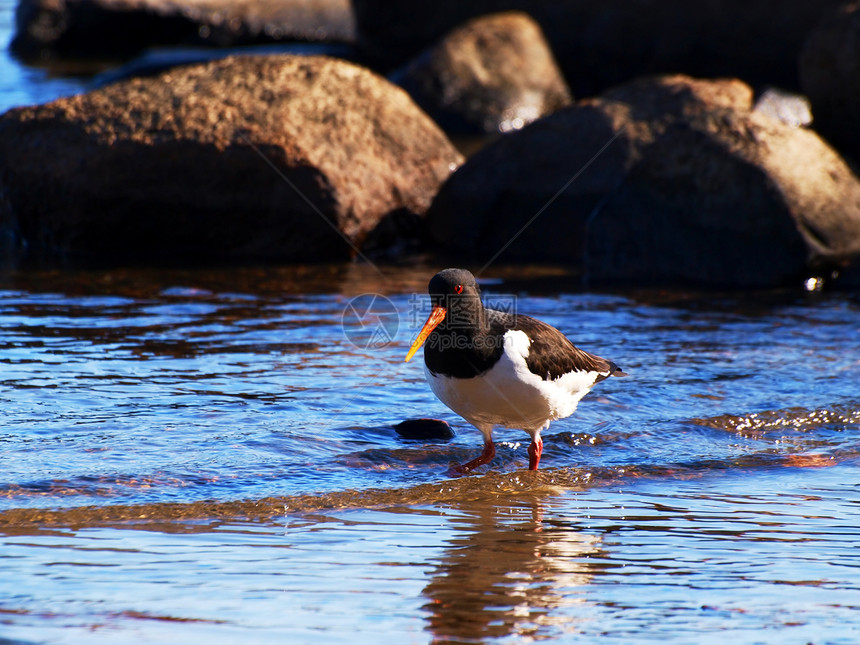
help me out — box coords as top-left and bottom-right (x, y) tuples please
(0, 55), (462, 266)
(753, 88), (812, 128)
(392, 11), (571, 134)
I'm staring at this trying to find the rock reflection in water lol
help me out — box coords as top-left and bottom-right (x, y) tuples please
(422, 497), (599, 642)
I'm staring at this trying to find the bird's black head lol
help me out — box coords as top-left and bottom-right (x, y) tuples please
(428, 268), (482, 304)
(426, 268), (486, 334)
(404, 268), (485, 363)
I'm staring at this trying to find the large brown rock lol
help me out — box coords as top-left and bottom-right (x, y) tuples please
(426, 75), (860, 288)
(392, 11), (571, 134)
(800, 1), (860, 160)
(12, 0), (355, 60)
(0, 55), (462, 266)
(354, 0), (844, 96)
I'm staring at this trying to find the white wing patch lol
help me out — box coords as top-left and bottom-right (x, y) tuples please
(425, 329), (601, 437)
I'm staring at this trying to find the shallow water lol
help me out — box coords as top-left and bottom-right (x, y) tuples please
(1, 264), (859, 644)
(3, 474), (859, 645)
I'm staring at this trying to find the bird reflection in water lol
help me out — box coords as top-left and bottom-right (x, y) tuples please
(422, 496), (601, 642)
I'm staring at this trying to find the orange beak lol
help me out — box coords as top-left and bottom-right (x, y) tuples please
(404, 305), (447, 362)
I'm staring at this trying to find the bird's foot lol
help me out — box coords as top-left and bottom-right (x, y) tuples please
(527, 437), (543, 471)
(446, 463), (470, 477)
(447, 441), (495, 476)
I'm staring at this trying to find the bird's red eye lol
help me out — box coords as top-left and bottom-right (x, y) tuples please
(454, 284), (463, 294)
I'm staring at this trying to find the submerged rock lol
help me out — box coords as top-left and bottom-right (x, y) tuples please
(426, 75), (860, 288)
(395, 419), (455, 441)
(0, 55), (462, 266)
(392, 11), (571, 135)
(12, 0), (355, 60)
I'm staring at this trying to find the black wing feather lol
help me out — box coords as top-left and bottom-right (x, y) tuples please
(489, 311), (626, 382)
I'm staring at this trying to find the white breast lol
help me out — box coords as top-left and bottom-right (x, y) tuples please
(425, 330), (602, 436)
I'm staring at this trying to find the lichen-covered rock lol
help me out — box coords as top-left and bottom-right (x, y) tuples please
(0, 55), (462, 266)
(392, 11), (571, 134)
(426, 75), (860, 288)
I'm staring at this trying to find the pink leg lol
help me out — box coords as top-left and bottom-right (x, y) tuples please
(528, 436), (543, 470)
(449, 440), (496, 476)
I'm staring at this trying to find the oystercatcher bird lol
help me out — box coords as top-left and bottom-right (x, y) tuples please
(405, 268), (626, 473)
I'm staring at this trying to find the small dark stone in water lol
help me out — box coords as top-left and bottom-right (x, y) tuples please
(394, 418), (455, 441)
